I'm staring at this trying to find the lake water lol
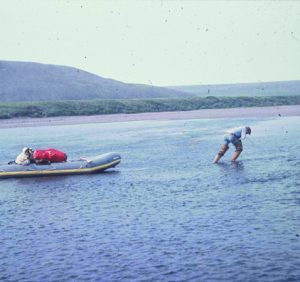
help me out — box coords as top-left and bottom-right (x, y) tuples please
(0, 116), (299, 281)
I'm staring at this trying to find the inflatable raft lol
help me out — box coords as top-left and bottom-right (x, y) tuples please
(0, 152), (121, 179)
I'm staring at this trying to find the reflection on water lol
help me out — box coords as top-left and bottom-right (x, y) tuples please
(216, 160), (245, 172)
(0, 117), (300, 281)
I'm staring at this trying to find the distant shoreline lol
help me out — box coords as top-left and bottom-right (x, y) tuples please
(0, 105), (299, 128)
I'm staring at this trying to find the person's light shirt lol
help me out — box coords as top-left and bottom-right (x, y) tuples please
(226, 127), (247, 140)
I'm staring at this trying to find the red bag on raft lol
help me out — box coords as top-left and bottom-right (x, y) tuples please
(33, 149), (67, 162)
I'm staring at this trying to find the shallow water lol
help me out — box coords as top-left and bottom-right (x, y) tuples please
(0, 117), (300, 281)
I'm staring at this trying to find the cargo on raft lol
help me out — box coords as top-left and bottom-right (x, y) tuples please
(0, 152), (121, 179)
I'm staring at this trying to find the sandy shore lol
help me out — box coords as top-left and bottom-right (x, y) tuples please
(0, 105), (299, 128)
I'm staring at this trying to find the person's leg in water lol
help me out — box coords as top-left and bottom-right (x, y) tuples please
(213, 137), (229, 163)
(231, 140), (243, 161)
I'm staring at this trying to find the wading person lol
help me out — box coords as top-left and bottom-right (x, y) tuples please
(213, 126), (251, 163)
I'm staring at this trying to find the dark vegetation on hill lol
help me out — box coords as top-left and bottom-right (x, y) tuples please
(1, 96), (300, 119)
(0, 60), (190, 102)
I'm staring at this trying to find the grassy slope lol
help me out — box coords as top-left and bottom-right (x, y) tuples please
(168, 81), (300, 97)
(0, 60), (189, 102)
(1, 61), (299, 119)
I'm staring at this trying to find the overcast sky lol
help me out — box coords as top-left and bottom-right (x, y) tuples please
(1, 0), (299, 86)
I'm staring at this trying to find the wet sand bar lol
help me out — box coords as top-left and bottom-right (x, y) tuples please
(0, 105), (299, 128)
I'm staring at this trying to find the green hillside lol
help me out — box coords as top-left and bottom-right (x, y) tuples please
(0, 60), (190, 102)
(168, 81), (300, 97)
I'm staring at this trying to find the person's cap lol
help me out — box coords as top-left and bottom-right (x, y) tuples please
(246, 126), (251, 135)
